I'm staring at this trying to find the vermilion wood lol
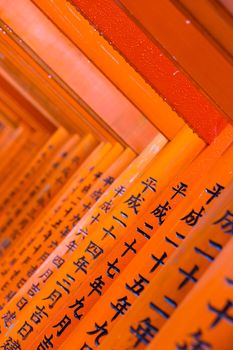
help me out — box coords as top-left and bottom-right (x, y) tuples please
(173, 0), (233, 60)
(31, 0), (184, 141)
(70, 0), (227, 144)
(119, 0), (233, 120)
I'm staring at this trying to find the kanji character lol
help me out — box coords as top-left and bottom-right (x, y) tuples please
(208, 300), (233, 328)
(56, 274), (75, 294)
(99, 200), (113, 214)
(43, 289), (62, 309)
(141, 177), (157, 193)
(102, 225), (116, 240)
(151, 201), (171, 225)
(121, 239), (137, 257)
(30, 306), (48, 325)
(126, 274), (149, 296)
(136, 222), (154, 240)
(73, 256), (89, 274)
(0, 337), (21, 350)
(27, 283), (40, 297)
(103, 176), (115, 186)
(69, 296), (85, 320)
(87, 321), (108, 346)
(130, 317), (158, 347)
(66, 240), (78, 254)
(171, 182), (188, 199)
(125, 194), (144, 215)
(2, 310), (16, 328)
(214, 210), (233, 235)
(111, 296), (131, 321)
(17, 321), (33, 340)
(112, 211), (128, 227)
(106, 258), (120, 279)
(37, 334), (54, 349)
(88, 276), (105, 296)
(52, 256), (64, 269)
(150, 252), (167, 273)
(178, 265), (199, 289)
(114, 186), (126, 197)
(39, 269), (53, 283)
(205, 183), (225, 204)
(181, 207), (205, 227)
(53, 315), (71, 337)
(85, 241), (103, 259)
(16, 297), (28, 311)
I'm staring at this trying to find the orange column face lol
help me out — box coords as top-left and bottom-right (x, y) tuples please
(148, 237), (233, 350)
(0, 128), (67, 217)
(0, 135), (81, 251)
(56, 133), (233, 349)
(0, 127), (205, 348)
(0, 133), (166, 313)
(0, 143), (128, 300)
(0, 139), (107, 266)
(98, 182), (233, 349)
